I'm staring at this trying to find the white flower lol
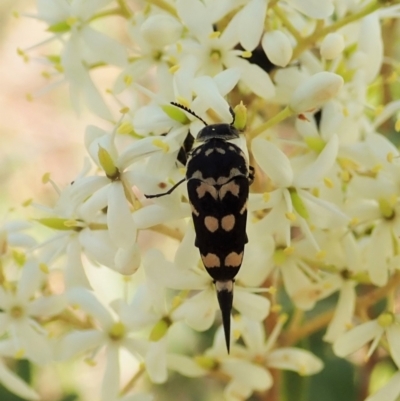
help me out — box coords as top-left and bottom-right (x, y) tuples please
(262, 30), (293, 67)
(333, 311), (400, 368)
(289, 72), (344, 113)
(34, 0), (127, 118)
(194, 316), (323, 400)
(0, 259), (65, 364)
(143, 239), (270, 336)
(140, 14), (183, 49)
(320, 33), (345, 60)
(250, 134), (347, 248)
(176, 0), (275, 99)
(357, 13), (383, 82)
(239, 317), (323, 375)
(73, 125), (186, 250)
(57, 288), (150, 401)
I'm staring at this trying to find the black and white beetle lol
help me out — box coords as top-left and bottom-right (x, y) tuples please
(146, 102), (254, 352)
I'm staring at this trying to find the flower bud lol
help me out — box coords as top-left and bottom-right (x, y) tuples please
(233, 101), (247, 130)
(261, 30), (292, 67)
(149, 318), (170, 341)
(162, 104), (190, 124)
(36, 218), (71, 230)
(140, 14), (183, 48)
(289, 189), (309, 219)
(320, 33), (345, 60)
(289, 72), (343, 113)
(98, 145), (119, 179)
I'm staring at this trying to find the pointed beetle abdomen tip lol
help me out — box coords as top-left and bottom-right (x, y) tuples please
(215, 280), (234, 353)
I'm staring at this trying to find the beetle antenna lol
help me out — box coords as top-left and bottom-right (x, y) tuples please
(170, 102), (208, 126)
(229, 106), (235, 126)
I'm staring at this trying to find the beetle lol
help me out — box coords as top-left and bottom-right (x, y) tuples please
(146, 102), (254, 352)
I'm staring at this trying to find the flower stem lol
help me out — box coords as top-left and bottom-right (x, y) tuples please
(89, 7), (128, 22)
(273, 5), (303, 43)
(119, 365), (145, 396)
(146, 0), (179, 17)
(248, 106), (294, 140)
(116, 0), (133, 18)
(291, 0), (381, 60)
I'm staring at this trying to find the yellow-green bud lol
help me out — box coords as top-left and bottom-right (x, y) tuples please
(378, 198), (394, 219)
(377, 312), (394, 328)
(36, 218), (71, 230)
(149, 319), (169, 341)
(98, 145), (119, 179)
(162, 104), (190, 124)
(117, 121), (135, 135)
(108, 322), (126, 341)
(273, 249), (286, 266)
(12, 250), (26, 266)
(233, 102), (247, 131)
(47, 21), (71, 33)
(304, 136), (326, 153)
(289, 189), (309, 219)
(194, 356), (217, 370)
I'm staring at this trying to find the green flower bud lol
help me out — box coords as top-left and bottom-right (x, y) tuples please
(289, 189), (309, 219)
(162, 104), (190, 124)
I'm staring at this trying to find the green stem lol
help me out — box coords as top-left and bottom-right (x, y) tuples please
(119, 365), (145, 396)
(248, 106), (294, 139)
(291, 0), (381, 60)
(273, 5), (303, 43)
(89, 7), (127, 22)
(146, 0), (179, 17)
(117, 0), (133, 18)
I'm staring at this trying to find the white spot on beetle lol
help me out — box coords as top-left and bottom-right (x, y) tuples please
(224, 252), (243, 267)
(219, 181), (240, 199)
(215, 280), (233, 292)
(196, 182), (218, 199)
(221, 214), (235, 231)
(204, 216), (219, 232)
(201, 253), (221, 268)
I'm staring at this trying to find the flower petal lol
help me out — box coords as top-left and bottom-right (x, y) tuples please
(233, 290), (270, 321)
(101, 346), (120, 401)
(145, 339), (168, 383)
(172, 288), (217, 331)
(67, 287), (114, 328)
(167, 354), (208, 377)
(333, 320), (382, 357)
(262, 30), (293, 67)
(324, 280), (356, 343)
(294, 134), (339, 188)
(107, 181), (136, 249)
(386, 324), (400, 369)
(251, 138), (293, 187)
(287, 0), (334, 18)
(238, 0), (267, 51)
(28, 295), (66, 317)
(221, 359), (272, 391)
(268, 348), (323, 375)
(56, 329), (104, 360)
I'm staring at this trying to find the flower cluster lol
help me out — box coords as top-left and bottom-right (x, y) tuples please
(3, 0), (400, 400)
